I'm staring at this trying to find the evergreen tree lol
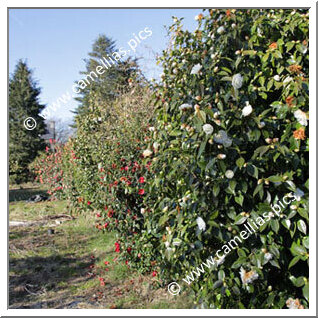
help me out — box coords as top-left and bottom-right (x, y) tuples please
(9, 60), (46, 183)
(72, 34), (140, 120)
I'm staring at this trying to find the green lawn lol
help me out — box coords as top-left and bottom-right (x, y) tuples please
(9, 186), (192, 309)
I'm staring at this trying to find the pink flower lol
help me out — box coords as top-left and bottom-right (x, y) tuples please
(139, 177), (145, 183)
(138, 189), (145, 195)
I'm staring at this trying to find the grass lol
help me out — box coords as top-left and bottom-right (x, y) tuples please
(9, 185), (193, 309)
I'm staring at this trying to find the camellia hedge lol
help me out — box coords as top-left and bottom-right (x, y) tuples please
(33, 9), (309, 309)
(142, 8), (309, 308)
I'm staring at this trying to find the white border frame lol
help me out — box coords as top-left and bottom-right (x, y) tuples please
(2, 1), (316, 316)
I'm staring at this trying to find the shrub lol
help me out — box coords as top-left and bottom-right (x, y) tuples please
(31, 9), (309, 309)
(143, 9), (309, 308)
(62, 81), (156, 270)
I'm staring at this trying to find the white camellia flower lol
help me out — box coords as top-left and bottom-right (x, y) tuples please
(294, 188), (305, 201)
(240, 267), (259, 285)
(242, 101), (253, 117)
(153, 142), (159, 152)
(140, 208), (145, 214)
(294, 109), (308, 126)
(259, 121), (265, 128)
(231, 23), (236, 28)
(286, 298), (304, 309)
(273, 75), (280, 81)
(214, 130), (232, 147)
(196, 217), (206, 232)
(211, 53), (217, 59)
(225, 170), (234, 179)
(179, 103), (192, 111)
(283, 76), (293, 84)
(264, 252), (273, 262)
(268, 212), (275, 218)
(202, 124), (214, 135)
(190, 64), (202, 75)
(217, 154), (226, 159)
(216, 255), (226, 266)
(143, 149), (153, 157)
(149, 126), (155, 131)
(232, 73), (243, 89)
(217, 26), (225, 34)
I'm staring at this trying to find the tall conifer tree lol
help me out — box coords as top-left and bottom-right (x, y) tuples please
(73, 34), (140, 119)
(9, 60), (46, 183)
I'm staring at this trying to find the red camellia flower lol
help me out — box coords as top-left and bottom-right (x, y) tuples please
(104, 261), (109, 265)
(152, 271), (158, 277)
(104, 222), (108, 229)
(124, 166), (129, 171)
(138, 189), (145, 195)
(87, 201), (92, 205)
(127, 247), (132, 254)
(139, 177), (145, 183)
(96, 213), (101, 217)
(115, 242), (120, 253)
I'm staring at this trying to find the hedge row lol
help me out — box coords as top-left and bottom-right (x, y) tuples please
(33, 9), (309, 309)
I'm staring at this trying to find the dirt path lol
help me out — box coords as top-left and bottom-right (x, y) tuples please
(9, 199), (191, 309)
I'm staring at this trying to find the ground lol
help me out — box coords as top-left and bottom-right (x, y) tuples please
(9, 184), (192, 309)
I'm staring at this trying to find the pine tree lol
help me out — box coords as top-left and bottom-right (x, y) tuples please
(72, 34), (140, 119)
(9, 60), (46, 183)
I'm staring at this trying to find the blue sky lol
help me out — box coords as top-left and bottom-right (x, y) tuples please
(9, 9), (200, 120)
